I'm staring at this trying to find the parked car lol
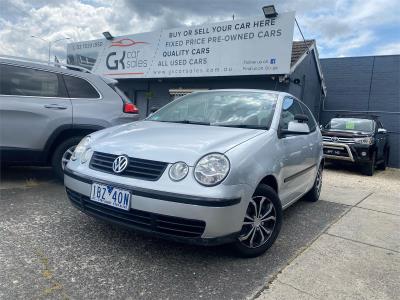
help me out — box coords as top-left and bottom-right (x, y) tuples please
(321, 114), (390, 176)
(0, 56), (139, 179)
(64, 89), (324, 257)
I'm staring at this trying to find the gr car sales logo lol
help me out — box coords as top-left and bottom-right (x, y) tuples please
(106, 38), (149, 70)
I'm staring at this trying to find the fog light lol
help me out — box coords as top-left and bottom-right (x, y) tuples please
(361, 151), (367, 157)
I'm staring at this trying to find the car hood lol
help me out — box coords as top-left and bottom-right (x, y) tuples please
(90, 120), (265, 165)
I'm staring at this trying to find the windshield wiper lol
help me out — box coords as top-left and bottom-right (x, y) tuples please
(214, 124), (268, 130)
(167, 120), (210, 125)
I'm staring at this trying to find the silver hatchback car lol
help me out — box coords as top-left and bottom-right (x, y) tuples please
(64, 90), (324, 257)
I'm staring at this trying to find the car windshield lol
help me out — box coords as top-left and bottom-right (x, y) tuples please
(147, 91), (278, 129)
(325, 118), (374, 132)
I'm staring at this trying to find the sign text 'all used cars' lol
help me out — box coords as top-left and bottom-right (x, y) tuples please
(67, 12), (295, 78)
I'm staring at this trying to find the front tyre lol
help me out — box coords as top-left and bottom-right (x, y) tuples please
(304, 164), (323, 202)
(361, 153), (375, 176)
(51, 136), (83, 181)
(377, 149), (389, 171)
(233, 184), (282, 258)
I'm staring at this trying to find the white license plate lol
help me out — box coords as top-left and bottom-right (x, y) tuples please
(90, 182), (131, 211)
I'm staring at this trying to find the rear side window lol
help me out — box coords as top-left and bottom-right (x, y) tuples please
(0, 64), (60, 97)
(110, 84), (131, 103)
(63, 75), (100, 99)
(300, 102), (317, 132)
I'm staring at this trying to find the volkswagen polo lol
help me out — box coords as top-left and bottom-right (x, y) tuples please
(64, 89), (324, 257)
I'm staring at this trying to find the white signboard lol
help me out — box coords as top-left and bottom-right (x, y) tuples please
(67, 12), (295, 78)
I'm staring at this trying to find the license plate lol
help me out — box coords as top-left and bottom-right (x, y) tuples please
(90, 183), (131, 211)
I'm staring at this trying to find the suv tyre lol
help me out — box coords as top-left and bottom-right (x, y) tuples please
(377, 149), (389, 171)
(51, 137), (83, 181)
(233, 184), (282, 258)
(361, 152), (375, 176)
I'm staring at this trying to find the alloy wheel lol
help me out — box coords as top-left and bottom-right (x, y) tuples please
(238, 196), (277, 248)
(61, 146), (76, 170)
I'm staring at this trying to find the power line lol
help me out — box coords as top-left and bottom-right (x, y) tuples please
(295, 18), (311, 54)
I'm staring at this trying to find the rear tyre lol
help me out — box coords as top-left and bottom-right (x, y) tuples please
(232, 184), (282, 258)
(304, 164), (323, 202)
(377, 149), (389, 171)
(361, 153), (375, 176)
(51, 136), (83, 181)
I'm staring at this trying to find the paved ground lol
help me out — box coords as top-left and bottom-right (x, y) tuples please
(257, 165), (400, 300)
(0, 165), (398, 299)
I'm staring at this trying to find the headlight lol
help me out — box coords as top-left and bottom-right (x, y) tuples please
(354, 137), (374, 145)
(194, 153), (230, 186)
(71, 136), (91, 161)
(169, 162), (189, 181)
(80, 148), (92, 164)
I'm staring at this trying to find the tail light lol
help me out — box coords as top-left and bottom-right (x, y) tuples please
(123, 103), (139, 114)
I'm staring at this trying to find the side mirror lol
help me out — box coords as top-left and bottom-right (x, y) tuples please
(319, 124), (323, 130)
(279, 121), (310, 137)
(150, 106), (159, 113)
(377, 128), (387, 134)
(287, 121), (310, 133)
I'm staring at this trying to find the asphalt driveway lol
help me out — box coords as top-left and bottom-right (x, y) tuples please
(0, 166), (349, 299)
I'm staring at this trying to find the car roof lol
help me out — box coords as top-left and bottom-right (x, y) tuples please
(194, 89), (287, 96)
(0, 56), (116, 84)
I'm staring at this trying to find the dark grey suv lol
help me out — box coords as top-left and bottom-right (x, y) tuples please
(0, 56), (139, 179)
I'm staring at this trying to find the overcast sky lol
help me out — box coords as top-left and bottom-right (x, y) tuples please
(0, 0), (399, 62)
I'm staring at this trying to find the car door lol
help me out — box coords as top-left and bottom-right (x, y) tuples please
(62, 74), (115, 128)
(277, 97), (310, 206)
(299, 101), (320, 189)
(0, 63), (72, 162)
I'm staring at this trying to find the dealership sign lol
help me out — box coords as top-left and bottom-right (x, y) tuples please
(67, 12), (295, 78)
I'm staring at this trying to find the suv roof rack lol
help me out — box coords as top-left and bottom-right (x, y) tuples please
(334, 113), (379, 120)
(0, 54), (93, 74)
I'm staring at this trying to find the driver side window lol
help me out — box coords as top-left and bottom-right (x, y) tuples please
(300, 102), (317, 132)
(280, 97), (303, 129)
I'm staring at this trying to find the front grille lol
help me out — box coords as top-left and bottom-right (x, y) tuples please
(66, 188), (206, 238)
(322, 136), (355, 144)
(89, 151), (168, 181)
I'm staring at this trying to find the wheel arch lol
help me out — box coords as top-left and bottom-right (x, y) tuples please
(44, 125), (104, 162)
(258, 174), (279, 193)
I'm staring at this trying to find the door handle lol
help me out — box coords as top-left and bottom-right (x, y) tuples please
(44, 104), (68, 110)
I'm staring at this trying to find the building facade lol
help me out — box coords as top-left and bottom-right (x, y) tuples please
(320, 55), (400, 167)
(117, 40), (326, 121)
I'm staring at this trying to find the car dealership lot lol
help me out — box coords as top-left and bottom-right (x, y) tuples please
(0, 165), (399, 299)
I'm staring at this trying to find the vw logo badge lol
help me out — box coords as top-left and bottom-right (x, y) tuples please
(112, 155), (128, 173)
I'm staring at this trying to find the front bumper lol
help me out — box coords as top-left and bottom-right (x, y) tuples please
(64, 167), (249, 245)
(322, 142), (373, 163)
(323, 142), (355, 162)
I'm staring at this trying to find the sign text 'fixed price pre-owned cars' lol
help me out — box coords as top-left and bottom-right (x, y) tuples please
(67, 12), (295, 78)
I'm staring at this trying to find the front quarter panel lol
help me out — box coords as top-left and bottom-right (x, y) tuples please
(224, 130), (281, 191)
